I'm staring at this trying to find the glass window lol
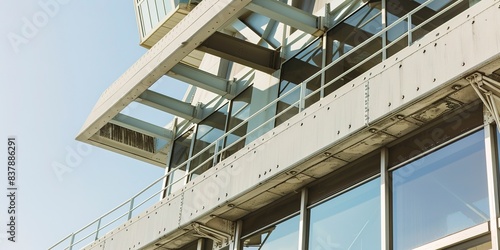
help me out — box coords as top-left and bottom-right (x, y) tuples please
(156, 0), (167, 21)
(392, 130), (489, 250)
(385, 0), (474, 56)
(190, 104), (228, 179)
(242, 215), (300, 250)
(147, 0), (159, 27)
(166, 128), (193, 194)
(164, 0), (174, 13)
(309, 178), (380, 250)
(139, 1), (152, 37)
(223, 87), (253, 160)
(325, 2), (382, 95)
(388, 102), (483, 167)
(277, 38), (323, 126)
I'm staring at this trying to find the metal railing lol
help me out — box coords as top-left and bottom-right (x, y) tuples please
(50, 0), (476, 248)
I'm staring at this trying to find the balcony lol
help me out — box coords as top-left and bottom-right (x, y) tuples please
(136, 0), (204, 66)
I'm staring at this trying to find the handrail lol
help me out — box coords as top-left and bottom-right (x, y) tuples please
(49, 0), (475, 248)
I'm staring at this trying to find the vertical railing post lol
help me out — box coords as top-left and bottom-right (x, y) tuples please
(299, 82), (307, 112)
(407, 14), (413, 46)
(128, 198), (135, 220)
(68, 233), (75, 250)
(95, 218), (102, 240)
(381, 0), (387, 60)
(213, 139), (221, 166)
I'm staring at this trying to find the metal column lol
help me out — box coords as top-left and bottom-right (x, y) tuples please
(485, 120), (500, 249)
(380, 148), (391, 250)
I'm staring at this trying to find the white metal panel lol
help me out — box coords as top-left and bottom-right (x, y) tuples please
(83, 193), (184, 250)
(369, 0), (500, 124)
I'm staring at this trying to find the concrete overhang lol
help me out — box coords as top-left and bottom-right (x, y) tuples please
(82, 1), (500, 249)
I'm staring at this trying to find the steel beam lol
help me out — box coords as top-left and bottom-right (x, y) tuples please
(261, 19), (279, 48)
(137, 90), (202, 123)
(198, 32), (281, 74)
(246, 0), (321, 36)
(167, 63), (231, 97)
(231, 19), (272, 48)
(109, 113), (174, 141)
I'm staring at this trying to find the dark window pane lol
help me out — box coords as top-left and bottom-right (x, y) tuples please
(392, 130), (489, 250)
(223, 87), (253, 159)
(191, 104), (228, 179)
(277, 38), (323, 127)
(325, 2), (382, 95)
(167, 128), (193, 194)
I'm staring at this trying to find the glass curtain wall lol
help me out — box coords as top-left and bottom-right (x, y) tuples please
(277, 0), (483, 121)
(385, 0), (475, 57)
(234, 104), (491, 250)
(324, 1), (383, 95)
(223, 87), (254, 160)
(391, 130), (489, 249)
(277, 38), (323, 126)
(190, 103), (229, 179)
(167, 127), (194, 194)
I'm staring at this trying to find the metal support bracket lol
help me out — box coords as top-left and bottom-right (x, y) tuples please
(191, 222), (233, 249)
(467, 72), (500, 128)
(227, 78), (238, 98)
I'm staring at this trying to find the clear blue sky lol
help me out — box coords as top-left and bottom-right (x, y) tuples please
(0, 1), (185, 249)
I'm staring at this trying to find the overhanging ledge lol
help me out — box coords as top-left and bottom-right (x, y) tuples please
(76, 0), (253, 143)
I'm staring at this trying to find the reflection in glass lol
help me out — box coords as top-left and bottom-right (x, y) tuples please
(309, 178), (380, 250)
(325, 2), (382, 95)
(223, 87), (253, 159)
(147, 0), (159, 28)
(156, 0), (166, 21)
(243, 215), (299, 250)
(277, 38), (323, 126)
(139, 1), (152, 36)
(392, 130), (489, 250)
(190, 104), (228, 179)
(167, 128), (193, 194)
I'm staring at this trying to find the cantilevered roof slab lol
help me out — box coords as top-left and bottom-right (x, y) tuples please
(76, 0), (254, 165)
(77, 0), (324, 166)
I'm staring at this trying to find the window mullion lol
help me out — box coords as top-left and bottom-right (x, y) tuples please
(484, 120), (500, 249)
(380, 147), (391, 250)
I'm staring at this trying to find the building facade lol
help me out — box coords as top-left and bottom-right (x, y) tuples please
(51, 0), (500, 249)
